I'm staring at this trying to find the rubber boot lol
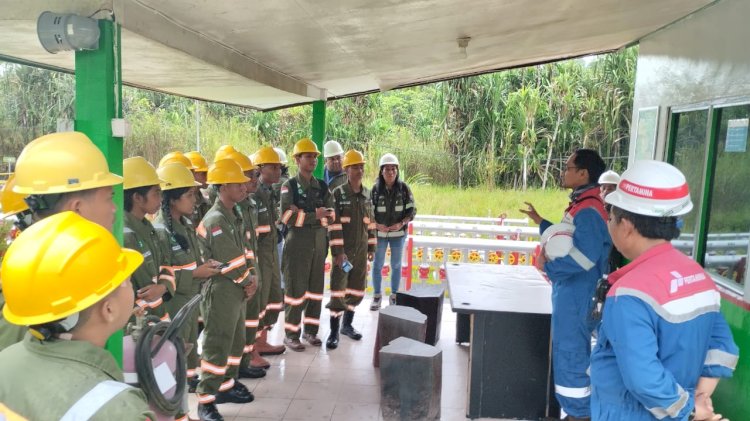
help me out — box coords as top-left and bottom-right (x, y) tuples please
(340, 310), (362, 340)
(326, 316), (340, 349)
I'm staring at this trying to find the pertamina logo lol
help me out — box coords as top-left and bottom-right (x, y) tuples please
(623, 182), (653, 197)
(669, 270), (706, 293)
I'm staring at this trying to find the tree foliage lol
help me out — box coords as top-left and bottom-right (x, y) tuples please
(0, 47), (636, 188)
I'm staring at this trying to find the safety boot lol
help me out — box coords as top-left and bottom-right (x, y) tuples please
(238, 366), (266, 379)
(340, 310), (362, 340)
(326, 316), (340, 349)
(256, 329), (286, 355)
(370, 294), (382, 311)
(284, 337), (306, 352)
(215, 382), (254, 404)
(250, 349), (271, 369)
(302, 332), (323, 346)
(197, 403), (224, 421)
(188, 375), (199, 393)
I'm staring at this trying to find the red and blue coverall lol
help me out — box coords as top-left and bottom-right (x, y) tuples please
(540, 184), (611, 418)
(590, 242), (738, 420)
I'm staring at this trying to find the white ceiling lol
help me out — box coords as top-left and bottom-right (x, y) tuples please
(0, 0), (716, 110)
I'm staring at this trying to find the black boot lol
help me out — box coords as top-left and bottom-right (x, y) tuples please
(238, 366), (266, 379)
(215, 382), (254, 404)
(326, 316), (340, 349)
(198, 402), (224, 421)
(188, 375), (200, 393)
(340, 310), (362, 340)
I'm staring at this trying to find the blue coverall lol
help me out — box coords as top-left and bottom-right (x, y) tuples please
(540, 184), (611, 418)
(590, 243), (738, 420)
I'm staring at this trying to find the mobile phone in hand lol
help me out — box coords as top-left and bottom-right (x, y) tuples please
(216, 262), (230, 270)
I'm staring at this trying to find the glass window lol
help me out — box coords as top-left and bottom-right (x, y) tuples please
(669, 109), (709, 257)
(704, 105), (750, 286)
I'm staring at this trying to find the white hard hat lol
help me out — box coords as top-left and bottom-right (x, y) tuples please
(606, 160), (693, 217)
(598, 170), (620, 185)
(273, 147), (288, 165)
(379, 153), (400, 167)
(323, 140), (344, 158)
(541, 222), (575, 260)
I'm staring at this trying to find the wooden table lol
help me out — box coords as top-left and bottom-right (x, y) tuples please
(447, 263), (558, 420)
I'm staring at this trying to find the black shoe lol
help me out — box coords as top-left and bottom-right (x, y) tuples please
(326, 316), (340, 350)
(341, 310), (362, 340)
(238, 366), (266, 379)
(215, 383), (254, 404)
(198, 402), (224, 421)
(188, 375), (199, 393)
(233, 380), (252, 396)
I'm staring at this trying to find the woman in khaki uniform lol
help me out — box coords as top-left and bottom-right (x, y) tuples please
(123, 157), (174, 321)
(153, 162), (221, 390)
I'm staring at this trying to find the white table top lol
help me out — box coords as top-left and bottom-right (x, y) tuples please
(447, 263), (552, 315)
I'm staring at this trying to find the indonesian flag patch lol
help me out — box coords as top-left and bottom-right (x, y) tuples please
(211, 227), (223, 237)
(280, 186), (289, 194)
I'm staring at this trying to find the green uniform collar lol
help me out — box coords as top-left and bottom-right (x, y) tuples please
(23, 335), (124, 382)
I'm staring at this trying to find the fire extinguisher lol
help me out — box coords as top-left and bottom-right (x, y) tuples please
(124, 294), (201, 419)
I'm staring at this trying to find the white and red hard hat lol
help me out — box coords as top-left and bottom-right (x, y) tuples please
(541, 222), (575, 260)
(605, 160), (693, 217)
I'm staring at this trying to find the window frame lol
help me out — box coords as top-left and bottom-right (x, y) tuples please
(666, 100), (750, 299)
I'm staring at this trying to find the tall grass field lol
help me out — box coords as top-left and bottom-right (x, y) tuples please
(410, 185), (571, 223)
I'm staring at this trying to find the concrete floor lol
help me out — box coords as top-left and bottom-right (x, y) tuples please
(186, 295), (505, 421)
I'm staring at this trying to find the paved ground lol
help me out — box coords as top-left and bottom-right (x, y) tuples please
(185, 294), (518, 420)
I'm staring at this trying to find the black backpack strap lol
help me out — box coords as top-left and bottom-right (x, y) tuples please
(288, 177), (300, 208)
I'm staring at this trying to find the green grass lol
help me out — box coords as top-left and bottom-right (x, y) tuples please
(410, 185), (571, 223)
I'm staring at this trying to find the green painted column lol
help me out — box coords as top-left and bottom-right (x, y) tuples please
(74, 19), (124, 366)
(312, 100), (326, 178)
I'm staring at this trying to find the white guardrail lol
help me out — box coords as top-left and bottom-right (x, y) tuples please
(414, 214), (529, 226)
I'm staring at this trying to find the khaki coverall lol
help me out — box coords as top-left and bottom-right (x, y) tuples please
(253, 183), (283, 329)
(327, 183), (376, 315)
(237, 197), (261, 368)
(0, 336), (154, 420)
(154, 212), (205, 377)
(279, 175), (333, 339)
(124, 212), (175, 321)
(195, 200), (256, 404)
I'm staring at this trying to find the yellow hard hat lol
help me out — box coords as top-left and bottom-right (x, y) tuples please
(184, 151), (209, 172)
(158, 151), (192, 168)
(13, 132), (122, 195)
(343, 150), (366, 168)
(123, 157), (163, 190)
(292, 138), (320, 157)
(157, 162), (201, 191)
(0, 403), (27, 421)
(214, 145), (238, 163)
(207, 159), (251, 185)
(254, 146), (282, 165)
(1, 211), (143, 326)
(230, 150), (256, 171)
(0, 174), (29, 217)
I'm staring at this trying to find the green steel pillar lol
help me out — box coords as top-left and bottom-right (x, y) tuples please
(312, 100), (326, 179)
(74, 19), (124, 366)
